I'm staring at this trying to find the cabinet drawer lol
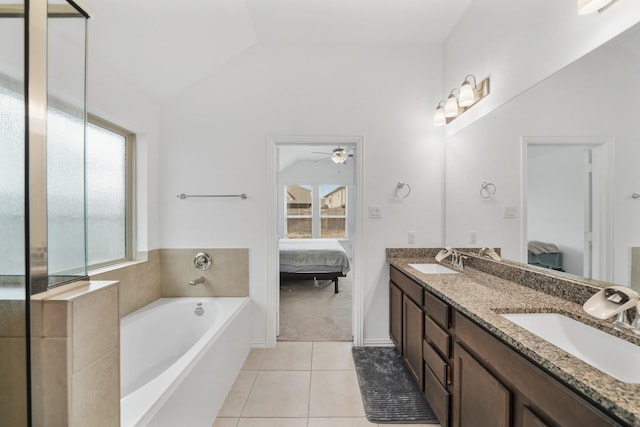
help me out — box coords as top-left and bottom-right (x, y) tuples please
(424, 361), (450, 427)
(425, 314), (450, 358)
(390, 266), (423, 306)
(424, 290), (450, 328)
(423, 339), (449, 386)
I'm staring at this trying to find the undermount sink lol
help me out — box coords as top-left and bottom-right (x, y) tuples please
(408, 263), (459, 275)
(501, 313), (640, 383)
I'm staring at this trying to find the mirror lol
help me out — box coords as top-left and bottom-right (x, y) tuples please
(445, 21), (640, 290)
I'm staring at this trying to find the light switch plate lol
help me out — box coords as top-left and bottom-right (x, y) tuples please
(503, 206), (517, 219)
(369, 205), (382, 218)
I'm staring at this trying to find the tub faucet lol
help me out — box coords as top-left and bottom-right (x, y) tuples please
(189, 276), (205, 286)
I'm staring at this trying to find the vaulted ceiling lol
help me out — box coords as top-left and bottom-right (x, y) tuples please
(83, 0), (472, 101)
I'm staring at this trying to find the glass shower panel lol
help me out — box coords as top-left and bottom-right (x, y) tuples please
(47, 14), (87, 284)
(0, 4), (28, 426)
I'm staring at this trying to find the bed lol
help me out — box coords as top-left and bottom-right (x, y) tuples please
(279, 238), (351, 293)
(527, 240), (564, 271)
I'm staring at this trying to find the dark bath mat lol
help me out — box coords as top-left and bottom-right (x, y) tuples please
(352, 346), (439, 424)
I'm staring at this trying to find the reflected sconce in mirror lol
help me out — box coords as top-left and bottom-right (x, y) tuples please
(578, 0), (617, 14)
(433, 74), (490, 126)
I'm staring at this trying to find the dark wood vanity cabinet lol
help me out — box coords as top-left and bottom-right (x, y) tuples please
(389, 266), (425, 389)
(453, 311), (622, 427)
(389, 265), (627, 427)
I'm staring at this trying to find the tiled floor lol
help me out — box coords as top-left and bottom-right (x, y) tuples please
(213, 341), (440, 427)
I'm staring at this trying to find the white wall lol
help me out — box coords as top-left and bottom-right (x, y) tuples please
(527, 145), (585, 276)
(158, 43), (444, 345)
(442, 0), (640, 136)
(446, 35), (640, 286)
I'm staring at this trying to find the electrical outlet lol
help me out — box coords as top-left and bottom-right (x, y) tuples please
(503, 206), (517, 219)
(469, 230), (477, 244)
(369, 205), (382, 218)
(408, 231), (416, 244)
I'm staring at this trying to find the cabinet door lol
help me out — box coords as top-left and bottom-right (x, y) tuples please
(454, 343), (511, 427)
(389, 282), (403, 351)
(403, 295), (424, 389)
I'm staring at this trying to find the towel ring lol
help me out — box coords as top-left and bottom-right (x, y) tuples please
(395, 182), (411, 199)
(480, 182), (496, 199)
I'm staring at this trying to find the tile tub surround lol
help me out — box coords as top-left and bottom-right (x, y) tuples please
(387, 256), (640, 426)
(90, 249), (162, 318)
(30, 280), (120, 427)
(160, 248), (249, 297)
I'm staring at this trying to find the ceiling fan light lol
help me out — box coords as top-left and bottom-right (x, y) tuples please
(331, 148), (348, 164)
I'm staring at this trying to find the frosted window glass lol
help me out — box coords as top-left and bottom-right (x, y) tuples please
(86, 123), (126, 265)
(0, 86), (25, 277)
(47, 107), (86, 276)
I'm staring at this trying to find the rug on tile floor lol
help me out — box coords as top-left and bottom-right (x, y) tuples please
(352, 346), (439, 424)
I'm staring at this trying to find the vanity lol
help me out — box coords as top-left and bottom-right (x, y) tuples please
(387, 249), (640, 427)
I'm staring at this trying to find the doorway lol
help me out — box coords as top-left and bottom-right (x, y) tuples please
(522, 137), (612, 281)
(266, 136), (364, 347)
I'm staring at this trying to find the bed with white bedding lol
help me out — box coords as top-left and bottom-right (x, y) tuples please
(279, 238), (350, 293)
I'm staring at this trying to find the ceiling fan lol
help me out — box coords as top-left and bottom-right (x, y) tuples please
(312, 147), (354, 164)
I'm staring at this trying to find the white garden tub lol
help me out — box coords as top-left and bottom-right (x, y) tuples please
(120, 297), (250, 427)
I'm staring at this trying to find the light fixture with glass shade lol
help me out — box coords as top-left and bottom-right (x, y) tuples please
(331, 148), (349, 164)
(433, 101), (447, 126)
(433, 74), (490, 126)
(578, 0), (616, 14)
(459, 75), (478, 107)
(445, 89), (460, 118)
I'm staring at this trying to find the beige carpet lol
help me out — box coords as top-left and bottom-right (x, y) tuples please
(278, 274), (352, 341)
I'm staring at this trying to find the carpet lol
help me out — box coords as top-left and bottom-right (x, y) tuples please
(352, 347), (439, 424)
(278, 274), (352, 341)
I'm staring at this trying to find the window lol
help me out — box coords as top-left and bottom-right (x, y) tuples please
(320, 185), (347, 238)
(286, 185), (312, 238)
(86, 115), (134, 268)
(284, 184), (348, 239)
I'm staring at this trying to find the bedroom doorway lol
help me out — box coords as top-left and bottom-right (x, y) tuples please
(522, 136), (611, 281)
(267, 136), (364, 347)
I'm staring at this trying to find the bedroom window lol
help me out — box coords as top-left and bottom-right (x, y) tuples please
(284, 184), (348, 239)
(286, 184), (313, 238)
(320, 185), (347, 239)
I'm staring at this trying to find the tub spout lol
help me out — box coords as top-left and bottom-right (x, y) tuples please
(189, 276), (205, 286)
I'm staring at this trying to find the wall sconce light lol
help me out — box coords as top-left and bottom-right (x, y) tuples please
(433, 74), (490, 126)
(445, 89), (460, 118)
(578, 0), (617, 14)
(433, 101), (447, 126)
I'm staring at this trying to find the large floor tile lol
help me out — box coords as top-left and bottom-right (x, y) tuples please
(217, 370), (258, 417)
(212, 418), (238, 427)
(312, 341), (354, 370)
(309, 370), (364, 417)
(236, 418), (307, 427)
(242, 348), (267, 370)
(241, 371), (310, 417)
(260, 341), (312, 371)
(308, 417), (377, 427)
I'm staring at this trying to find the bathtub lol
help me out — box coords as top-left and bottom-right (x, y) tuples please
(120, 297), (250, 427)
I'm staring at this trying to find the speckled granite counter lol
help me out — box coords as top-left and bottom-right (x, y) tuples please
(387, 253), (640, 426)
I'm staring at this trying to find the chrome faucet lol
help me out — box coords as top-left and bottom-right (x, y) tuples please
(450, 249), (467, 270)
(584, 286), (640, 335)
(189, 276), (206, 286)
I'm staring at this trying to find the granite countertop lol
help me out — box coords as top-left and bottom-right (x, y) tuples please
(388, 256), (640, 426)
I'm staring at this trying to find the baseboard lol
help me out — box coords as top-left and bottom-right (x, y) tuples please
(363, 338), (394, 347)
(251, 339), (270, 348)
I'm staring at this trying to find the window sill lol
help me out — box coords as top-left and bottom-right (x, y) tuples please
(88, 258), (147, 276)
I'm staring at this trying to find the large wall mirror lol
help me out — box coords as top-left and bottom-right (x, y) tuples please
(445, 21), (640, 290)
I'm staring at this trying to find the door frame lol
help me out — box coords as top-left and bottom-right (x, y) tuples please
(266, 135), (365, 347)
(521, 136), (613, 281)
